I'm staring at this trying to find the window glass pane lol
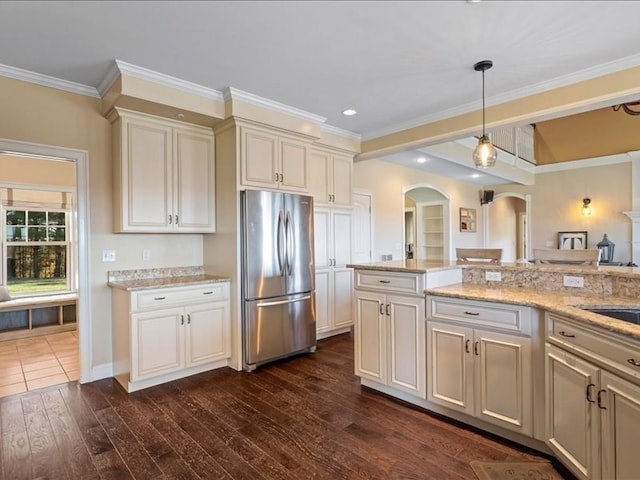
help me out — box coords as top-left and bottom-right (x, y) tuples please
(28, 211), (46, 225)
(49, 227), (66, 241)
(7, 245), (68, 294)
(6, 226), (26, 242)
(6, 210), (25, 226)
(48, 212), (66, 226)
(28, 227), (47, 241)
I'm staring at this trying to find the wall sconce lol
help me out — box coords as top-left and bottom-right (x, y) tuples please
(581, 198), (592, 216)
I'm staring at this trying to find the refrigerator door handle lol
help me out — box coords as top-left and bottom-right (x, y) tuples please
(285, 211), (294, 275)
(256, 294), (312, 308)
(277, 210), (286, 276)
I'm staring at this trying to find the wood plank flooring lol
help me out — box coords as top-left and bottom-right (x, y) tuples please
(0, 332), (573, 479)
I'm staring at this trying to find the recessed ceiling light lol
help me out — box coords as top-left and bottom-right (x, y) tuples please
(471, 173), (481, 178)
(342, 109), (357, 116)
(417, 157), (427, 164)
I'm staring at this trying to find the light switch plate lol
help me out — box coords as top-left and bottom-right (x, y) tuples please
(102, 250), (116, 262)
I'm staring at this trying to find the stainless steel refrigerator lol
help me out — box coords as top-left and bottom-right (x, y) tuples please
(241, 189), (316, 371)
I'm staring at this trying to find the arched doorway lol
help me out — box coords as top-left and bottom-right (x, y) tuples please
(403, 185), (450, 261)
(485, 192), (531, 262)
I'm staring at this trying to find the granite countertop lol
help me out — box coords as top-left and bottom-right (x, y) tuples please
(347, 259), (461, 273)
(108, 274), (230, 291)
(426, 283), (640, 341)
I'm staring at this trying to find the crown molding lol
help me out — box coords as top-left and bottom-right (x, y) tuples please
(320, 123), (361, 141)
(0, 63), (100, 98)
(224, 87), (327, 125)
(109, 60), (225, 101)
(363, 53), (640, 141)
(534, 151), (635, 174)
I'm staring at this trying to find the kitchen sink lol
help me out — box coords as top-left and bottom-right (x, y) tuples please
(581, 308), (640, 325)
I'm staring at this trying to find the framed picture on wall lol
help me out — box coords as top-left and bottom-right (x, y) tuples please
(460, 208), (476, 232)
(558, 231), (587, 249)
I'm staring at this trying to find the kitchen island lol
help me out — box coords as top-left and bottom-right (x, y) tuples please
(348, 260), (640, 480)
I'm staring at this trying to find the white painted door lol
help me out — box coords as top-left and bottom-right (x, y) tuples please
(354, 291), (387, 384)
(475, 330), (532, 435)
(387, 294), (425, 397)
(427, 321), (473, 415)
(331, 153), (353, 206)
(186, 302), (230, 366)
(352, 192), (372, 263)
(241, 126), (279, 188)
(332, 268), (353, 329)
(546, 344), (600, 480)
(279, 137), (308, 192)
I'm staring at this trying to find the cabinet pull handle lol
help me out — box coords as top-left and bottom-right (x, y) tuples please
(379, 280), (391, 284)
(187, 314), (191, 324)
(181, 315), (184, 325)
(464, 311), (480, 316)
(279, 173), (284, 183)
(154, 296), (166, 301)
(474, 341), (479, 356)
(586, 383), (596, 403)
(169, 214), (172, 224)
(627, 358), (640, 367)
(465, 339), (470, 353)
(175, 214), (178, 224)
(274, 172), (279, 182)
(386, 304), (390, 316)
(597, 389), (607, 409)
(559, 331), (576, 338)
(379, 304), (384, 315)
(203, 291), (214, 295)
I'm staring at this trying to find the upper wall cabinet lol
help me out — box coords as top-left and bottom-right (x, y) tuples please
(111, 109), (216, 233)
(240, 125), (309, 193)
(308, 147), (353, 207)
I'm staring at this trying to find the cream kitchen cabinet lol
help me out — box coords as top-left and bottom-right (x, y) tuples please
(426, 296), (533, 436)
(314, 207), (353, 338)
(111, 108), (216, 233)
(546, 312), (640, 480)
(354, 270), (426, 398)
(240, 124), (309, 192)
(111, 281), (230, 392)
(308, 147), (353, 206)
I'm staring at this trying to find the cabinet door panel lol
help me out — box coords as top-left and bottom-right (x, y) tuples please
(600, 371), (640, 480)
(332, 268), (353, 329)
(332, 210), (352, 268)
(331, 154), (353, 206)
(546, 344), (599, 480)
(308, 149), (331, 204)
(132, 308), (184, 381)
(476, 331), (532, 434)
(242, 128), (278, 187)
(125, 120), (173, 230)
(427, 322), (473, 414)
(187, 302), (230, 366)
(315, 270), (331, 333)
(280, 138), (308, 191)
(388, 295), (425, 397)
(314, 208), (330, 270)
(355, 292), (386, 383)
(174, 129), (215, 232)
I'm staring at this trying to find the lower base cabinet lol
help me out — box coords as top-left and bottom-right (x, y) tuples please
(546, 313), (640, 480)
(112, 281), (231, 392)
(354, 271), (426, 398)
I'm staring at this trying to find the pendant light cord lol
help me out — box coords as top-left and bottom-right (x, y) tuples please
(482, 69), (486, 137)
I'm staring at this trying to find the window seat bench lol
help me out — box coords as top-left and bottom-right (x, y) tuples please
(0, 293), (77, 340)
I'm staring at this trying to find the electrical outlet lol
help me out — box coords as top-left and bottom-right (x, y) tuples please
(142, 249), (151, 261)
(485, 271), (502, 282)
(563, 275), (584, 288)
(381, 254), (393, 261)
(102, 250), (116, 262)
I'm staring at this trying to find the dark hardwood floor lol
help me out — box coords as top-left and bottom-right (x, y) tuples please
(0, 332), (570, 479)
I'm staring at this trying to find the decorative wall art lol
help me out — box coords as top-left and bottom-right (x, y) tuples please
(558, 231), (588, 249)
(460, 208), (476, 232)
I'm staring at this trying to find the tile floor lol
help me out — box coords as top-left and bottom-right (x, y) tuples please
(0, 330), (78, 398)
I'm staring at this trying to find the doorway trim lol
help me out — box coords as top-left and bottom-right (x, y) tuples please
(483, 191), (532, 261)
(0, 138), (91, 383)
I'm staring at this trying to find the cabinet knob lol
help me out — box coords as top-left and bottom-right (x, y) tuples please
(627, 358), (640, 367)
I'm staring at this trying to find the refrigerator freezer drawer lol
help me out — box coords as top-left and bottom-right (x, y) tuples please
(244, 293), (316, 370)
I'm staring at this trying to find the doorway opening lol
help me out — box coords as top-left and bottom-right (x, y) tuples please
(484, 192), (531, 262)
(403, 186), (450, 261)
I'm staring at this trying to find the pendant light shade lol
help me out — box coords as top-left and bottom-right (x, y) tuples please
(472, 60), (497, 168)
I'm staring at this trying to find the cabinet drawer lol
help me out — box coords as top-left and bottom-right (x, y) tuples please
(132, 283), (229, 311)
(428, 296), (531, 335)
(547, 313), (640, 379)
(355, 270), (424, 296)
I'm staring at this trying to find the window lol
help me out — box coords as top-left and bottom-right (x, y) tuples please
(4, 207), (71, 296)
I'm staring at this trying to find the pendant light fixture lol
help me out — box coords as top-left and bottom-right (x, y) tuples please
(472, 60), (498, 168)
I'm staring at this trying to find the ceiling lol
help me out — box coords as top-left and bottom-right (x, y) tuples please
(2, 1), (640, 185)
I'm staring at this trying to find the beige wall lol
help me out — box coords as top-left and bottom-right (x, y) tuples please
(353, 159), (486, 261)
(491, 162), (632, 263)
(0, 76), (203, 375)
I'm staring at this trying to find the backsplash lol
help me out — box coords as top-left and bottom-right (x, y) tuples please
(107, 265), (204, 283)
